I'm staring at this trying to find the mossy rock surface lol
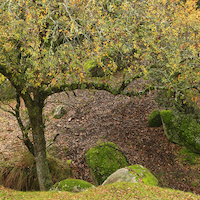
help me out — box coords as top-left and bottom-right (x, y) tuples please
(148, 109), (162, 127)
(85, 142), (128, 185)
(83, 60), (105, 77)
(160, 110), (200, 154)
(50, 179), (95, 192)
(160, 110), (182, 144)
(102, 164), (158, 186)
(53, 105), (67, 119)
(178, 146), (200, 165)
(128, 165), (158, 186)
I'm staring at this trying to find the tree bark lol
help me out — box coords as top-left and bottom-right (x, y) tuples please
(23, 91), (53, 191)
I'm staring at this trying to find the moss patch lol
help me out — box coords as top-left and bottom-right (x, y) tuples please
(181, 119), (200, 153)
(85, 142), (128, 185)
(50, 179), (95, 192)
(128, 165), (158, 186)
(83, 60), (105, 77)
(178, 146), (200, 165)
(102, 165), (158, 186)
(161, 110), (200, 154)
(160, 110), (173, 125)
(1, 182), (200, 199)
(160, 110), (181, 144)
(148, 109), (162, 127)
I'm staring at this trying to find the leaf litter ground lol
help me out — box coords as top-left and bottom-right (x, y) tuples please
(0, 88), (200, 194)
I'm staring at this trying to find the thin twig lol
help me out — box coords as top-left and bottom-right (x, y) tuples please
(47, 134), (60, 149)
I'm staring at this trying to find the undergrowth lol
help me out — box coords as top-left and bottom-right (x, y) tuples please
(0, 150), (73, 191)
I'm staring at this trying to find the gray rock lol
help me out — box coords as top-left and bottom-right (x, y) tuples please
(102, 165), (158, 186)
(53, 105), (67, 119)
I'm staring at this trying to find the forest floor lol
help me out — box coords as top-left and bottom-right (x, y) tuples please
(0, 81), (200, 195)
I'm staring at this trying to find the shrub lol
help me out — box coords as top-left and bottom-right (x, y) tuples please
(0, 151), (73, 191)
(0, 79), (16, 100)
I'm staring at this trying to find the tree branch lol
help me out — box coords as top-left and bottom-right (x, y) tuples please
(43, 76), (167, 100)
(118, 72), (144, 92)
(14, 93), (35, 156)
(43, 81), (115, 99)
(0, 104), (16, 116)
(46, 134), (60, 149)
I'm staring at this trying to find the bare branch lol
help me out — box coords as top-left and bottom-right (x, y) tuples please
(46, 134), (60, 149)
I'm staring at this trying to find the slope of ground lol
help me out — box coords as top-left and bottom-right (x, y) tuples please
(1, 182), (200, 200)
(0, 88), (200, 194)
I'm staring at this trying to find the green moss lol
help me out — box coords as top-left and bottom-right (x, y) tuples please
(171, 113), (200, 153)
(47, 156), (73, 184)
(1, 182), (200, 199)
(51, 179), (95, 192)
(128, 165), (158, 186)
(160, 110), (181, 144)
(179, 147), (200, 165)
(160, 110), (173, 125)
(161, 110), (200, 154)
(181, 119), (200, 153)
(85, 142), (128, 185)
(148, 109), (162, 127)
(83, 60), (105, 77)
(84, 60), (97, 70)
(66, 159), (72, 166)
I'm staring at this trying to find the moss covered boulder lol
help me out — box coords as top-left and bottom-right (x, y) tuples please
(83, 60), (105, 77)
(148, 109), (162, 127)
(85, 142), (128, 185)
(102, 165), (158, 186)
(50, 179), (95, 192)
(160, 110), (200, 154)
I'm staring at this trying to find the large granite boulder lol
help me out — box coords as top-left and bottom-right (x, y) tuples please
(85, 142), (128, 185)
(102, 165), (158, 186)
(53, 105), (67, 119)
(148, 109), (162, 127)
(160, 110), (200, 154)
(50, 179), (95, 192)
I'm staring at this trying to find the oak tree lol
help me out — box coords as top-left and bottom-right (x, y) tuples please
(0, 0), (142, 190)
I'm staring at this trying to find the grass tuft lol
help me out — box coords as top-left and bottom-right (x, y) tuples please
(0, 150), (73, 191)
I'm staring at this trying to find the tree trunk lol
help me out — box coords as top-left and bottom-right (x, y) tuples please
(24, 92), (53, 191)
